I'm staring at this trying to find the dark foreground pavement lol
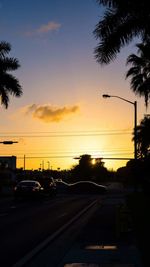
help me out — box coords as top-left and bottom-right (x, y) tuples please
(17, 192), (143, 267)
(58, 194), (143, 267)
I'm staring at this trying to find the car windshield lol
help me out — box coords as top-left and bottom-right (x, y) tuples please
(19, 181), (38, 187)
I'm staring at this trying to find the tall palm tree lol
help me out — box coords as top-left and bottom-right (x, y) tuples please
(0, 41), (22, 108)
(133, 115), (150, 159)
(125, 42), (150, 107)
(94, 0), (150, 65)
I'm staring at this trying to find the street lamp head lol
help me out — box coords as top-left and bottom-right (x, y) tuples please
(102, 94), (111, 98)
(0, 141), (18, 145)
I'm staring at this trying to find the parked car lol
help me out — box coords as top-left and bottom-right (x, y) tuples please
(68, 181), (107, 195)
(14, 180), (44, 199)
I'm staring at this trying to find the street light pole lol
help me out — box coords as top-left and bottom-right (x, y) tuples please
(102, 94), (137, 160)
(134, 100), (137, 161)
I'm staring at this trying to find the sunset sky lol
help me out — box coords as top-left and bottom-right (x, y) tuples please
(0, 0), (149, 171)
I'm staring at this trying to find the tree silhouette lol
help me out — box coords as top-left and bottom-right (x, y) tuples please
(0, 41), (22, 108)
(93, 158), (109, 183)
(72, 154), (93, 181)
(71, 154), (109, 182)
(126, 42), (150, 107)
(133, 115), (150, 159)
(94, 0), (150, 65)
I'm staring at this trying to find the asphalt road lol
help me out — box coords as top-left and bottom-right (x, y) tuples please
(0, 195), (98, 267)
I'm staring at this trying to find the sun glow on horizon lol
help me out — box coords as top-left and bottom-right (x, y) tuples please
(0, 128), (133, 171)
(0, 0), (147, 173)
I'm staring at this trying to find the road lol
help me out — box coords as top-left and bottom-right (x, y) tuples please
(0, 194), (99, 267)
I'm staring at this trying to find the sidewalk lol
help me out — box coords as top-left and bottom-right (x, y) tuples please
(57, 194), (143, 267)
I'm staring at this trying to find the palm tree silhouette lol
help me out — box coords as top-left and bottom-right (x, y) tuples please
(126, 42), (150, 107)
(133, 115), (150, 159)
(0, 41), (22, 108)
(94, 0), (150, 64)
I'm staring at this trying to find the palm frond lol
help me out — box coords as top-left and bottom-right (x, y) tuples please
(126, 66), (141, 78)
(130, 74), (145, 90)
(94, 10), (142, 64)
(126, 40), (150, 107)
(0, 86), (9, 108)
(0, 41), (11, 58)
(126, 54), (144, 66)
(0, 41), (22, 108)
(134, 116), (150, 157)
(96, 0), (126, 8)
(1, 73), (22, 97)
(94, 0), (150, 64)
(0, 57), (20, 72)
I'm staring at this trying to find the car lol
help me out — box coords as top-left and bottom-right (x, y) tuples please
(39, 177), (57, 196)
(14, 180), (44, 199)
(56, 180), (70, 193)
(68, 181), (108, 195)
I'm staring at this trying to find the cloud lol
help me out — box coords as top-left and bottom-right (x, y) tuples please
(22, 104), (37, 114)
(22, 104), (79, 123)
(37, 21), (61, 33)
(25, 21), (61, 36)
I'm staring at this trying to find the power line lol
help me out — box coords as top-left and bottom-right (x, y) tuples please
(1, 150), (133, 158)
(15, 156), (132, 160)
(0, 129), (132, 138)
(0, 132), (132, 138)
(0, 148), (133, 156)
(0, 129), (132, 134)
(0, 150), (132, 155)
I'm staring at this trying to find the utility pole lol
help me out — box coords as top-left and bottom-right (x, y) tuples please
(24, 155), (26, 171)
(42, 160), (44, 171)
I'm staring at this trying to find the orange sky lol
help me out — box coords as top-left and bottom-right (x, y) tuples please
(0, 0), (149, 171)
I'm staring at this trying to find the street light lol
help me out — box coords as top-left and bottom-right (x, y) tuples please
(0, 141), (18, 144)
(102, 94), (137, 160)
